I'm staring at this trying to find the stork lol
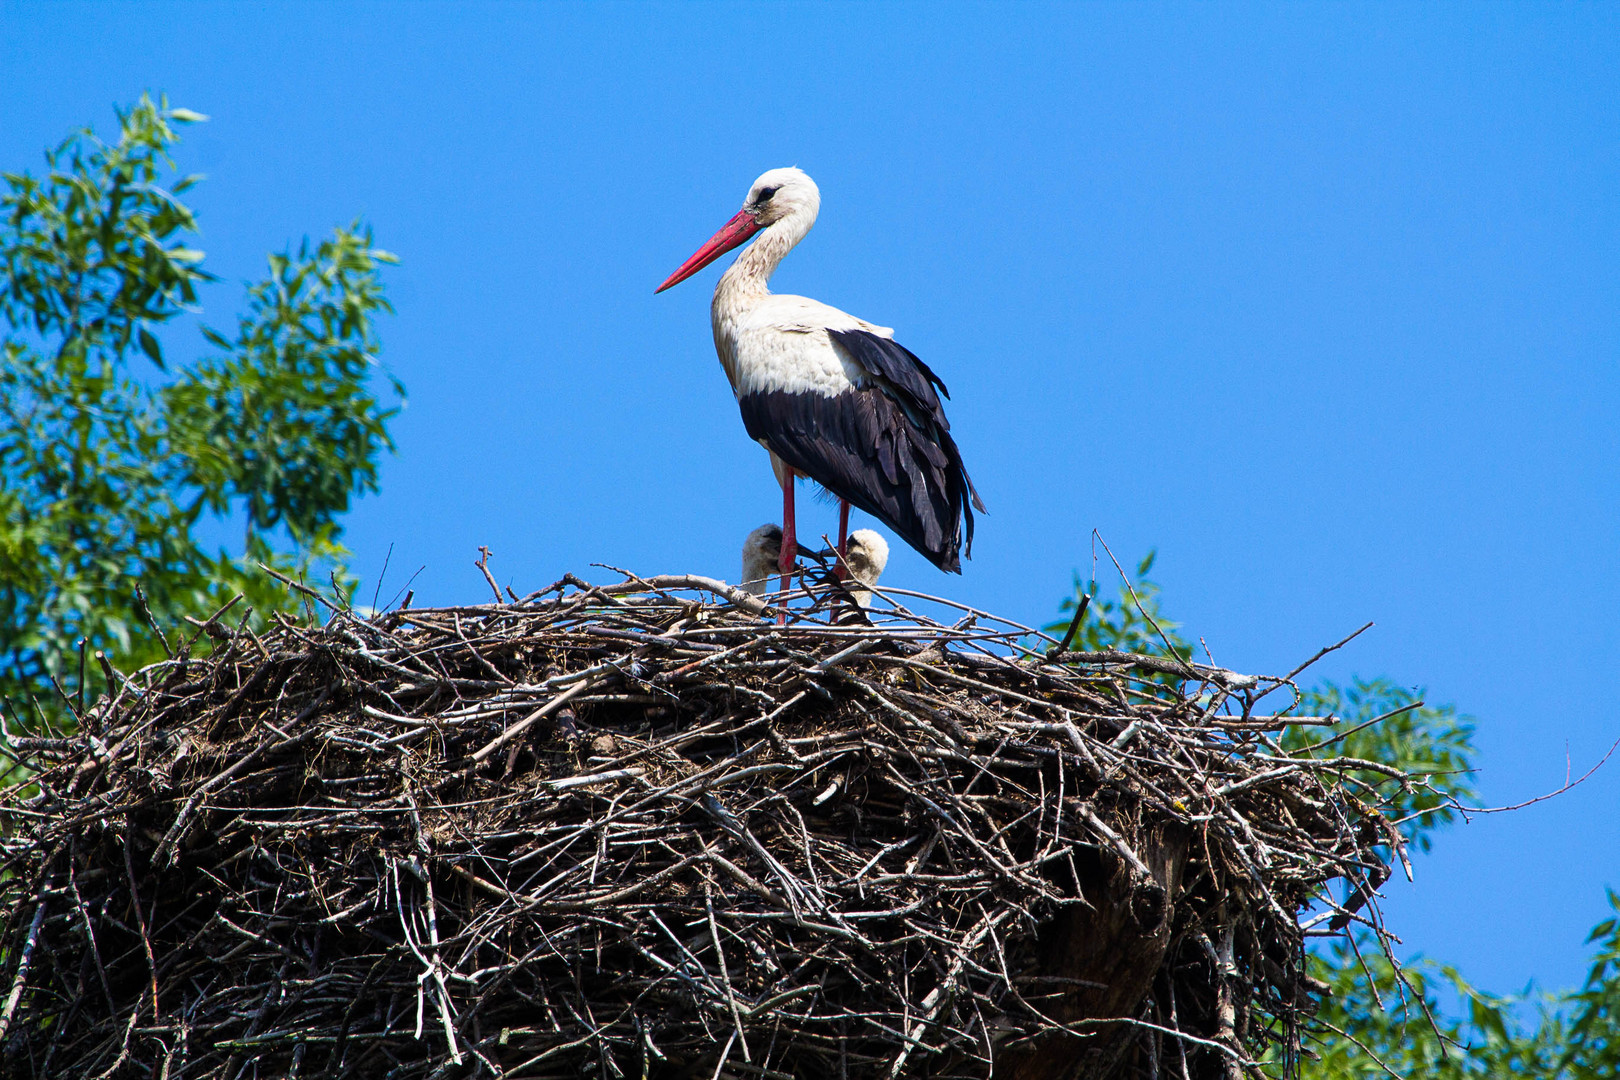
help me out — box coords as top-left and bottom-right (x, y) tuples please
(659, 168), (983, 603)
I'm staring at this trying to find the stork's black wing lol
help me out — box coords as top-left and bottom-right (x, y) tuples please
(826, 328), (951, 412)
(737, 329), (983, 573)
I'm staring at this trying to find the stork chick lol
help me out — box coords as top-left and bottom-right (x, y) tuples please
(842, 529), (889, 609)
(740, 524), (783, 598)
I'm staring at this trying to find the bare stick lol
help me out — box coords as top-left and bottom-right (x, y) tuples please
(475, 546), (504, 605)
(0, 897), (46, 1043)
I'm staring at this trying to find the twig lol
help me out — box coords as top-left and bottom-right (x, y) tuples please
(1050, 591), (1091, 655)
(475, 546), (504, 605)
(0, 894), (47, 1043)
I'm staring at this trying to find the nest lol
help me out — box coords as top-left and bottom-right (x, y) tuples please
(0, 571), (1404, 1080)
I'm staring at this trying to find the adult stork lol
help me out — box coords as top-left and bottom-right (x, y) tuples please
(657, 167), (983, 600)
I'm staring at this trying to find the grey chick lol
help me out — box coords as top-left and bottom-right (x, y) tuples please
(740, 524), (783, 598)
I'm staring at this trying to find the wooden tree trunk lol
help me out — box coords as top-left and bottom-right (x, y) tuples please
(997, 823), (1191, 1080)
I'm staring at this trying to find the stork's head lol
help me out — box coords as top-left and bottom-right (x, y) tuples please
(657, 167), (820, 292)
(844, 529), (890, 608)
(845, 529), (889, 585)
(740, 523), (783, 597)
(743, 167), (820, 228)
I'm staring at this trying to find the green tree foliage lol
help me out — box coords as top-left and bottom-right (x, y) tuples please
(0, 95), (400, 731)
(1284, 679), (1476, 855)
(1307, 900), (1620, 1079)
(1047, 551), (1192, 661)
(1050, 558), (1615, 1077)
(1561, 893), (1620, 1077)
(1305, 935), (1554, 1079)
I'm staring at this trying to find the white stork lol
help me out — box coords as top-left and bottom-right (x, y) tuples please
(658, 168), (983, 600)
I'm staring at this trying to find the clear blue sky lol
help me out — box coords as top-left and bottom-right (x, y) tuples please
(4, 3), (1616, 998)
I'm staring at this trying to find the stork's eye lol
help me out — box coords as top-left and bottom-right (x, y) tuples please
(756, 186), (780, 203)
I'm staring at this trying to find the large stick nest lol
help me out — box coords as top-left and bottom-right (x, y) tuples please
(0, 572), (1405, 1080)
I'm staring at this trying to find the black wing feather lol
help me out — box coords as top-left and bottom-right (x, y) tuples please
(738, 329), (983, 574)
(827, 328), (950, 410)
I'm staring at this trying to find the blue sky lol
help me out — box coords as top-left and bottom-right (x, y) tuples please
(4, 3), (1616, 998)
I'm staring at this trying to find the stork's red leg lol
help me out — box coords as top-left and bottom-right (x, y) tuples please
(834, 499), (851, 580)
(778, 473), (797, 622)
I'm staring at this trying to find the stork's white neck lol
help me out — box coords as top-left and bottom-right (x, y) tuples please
(708, 198), (822, 397)
(714, 202), (816, 307)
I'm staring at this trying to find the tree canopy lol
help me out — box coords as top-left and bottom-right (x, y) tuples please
(0, 95), (401, 730)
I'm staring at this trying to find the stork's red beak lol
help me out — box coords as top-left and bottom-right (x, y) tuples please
(656, 209), (761, 293)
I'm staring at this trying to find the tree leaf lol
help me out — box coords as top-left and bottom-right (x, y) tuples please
(137, 326), (164, 369)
